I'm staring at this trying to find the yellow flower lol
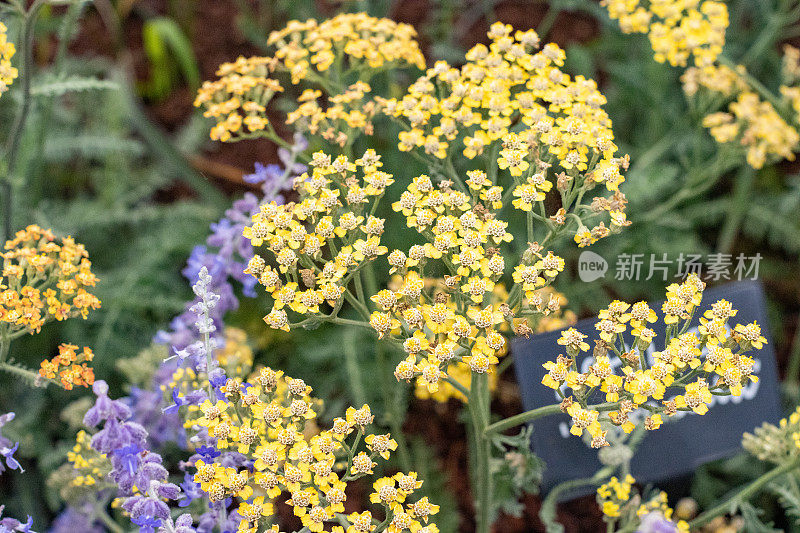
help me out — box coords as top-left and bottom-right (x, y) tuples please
(0, 22), (18, 97)
(1, 226), (100, 335)
(566, 403), (602, 438)
(603, 0), (728, 67)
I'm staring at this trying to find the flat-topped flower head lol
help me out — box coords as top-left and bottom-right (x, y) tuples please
(198, 13), (424, 144)
(168, 329), (438, 533)
(0, 23), (17, 97)
(603, 0), (728, 67)
(1, 225), (100, 336)
(542, 275), (764, 447)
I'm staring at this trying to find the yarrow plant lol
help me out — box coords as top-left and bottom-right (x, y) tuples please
(187, 12), (784, 533)
(236, 17), (634, 533)
(2, 6), (797, 533)
(186, 361), (440, 533)
(539, 274), (762, 448)
(194, 12), (424, 148)
(601, 0), (728, 68)
(38, 344), (95, 390)
(0, 225), (100, 386)
(602, 0), (800, 169)
(0, 21), (16, 97)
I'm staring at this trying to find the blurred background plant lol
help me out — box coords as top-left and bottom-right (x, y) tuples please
(1, 0), (800, 531)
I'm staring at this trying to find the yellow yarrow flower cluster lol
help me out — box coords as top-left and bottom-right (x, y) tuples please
(39, 343), (95, 390)
(597, 475), (689, 531)
(383, 22), (626, 185)
(680, 45), (800, 169)
(382, 22), (630, 246)
(185, 367), (438, 533)
(267, 13), (425, 84)
(287, 81), (379, 146)
(1, 225), (100, 336)
(415, 287), (576, 403)
(244, 151), (390, 333)
(602, 0), (728, 67)
(379, 170), (577, 389)
(196, 13), (424, 144)
(0, 22), (17, 96)
(47, 428), (114, 508)
(165, 329), (440, 532)
(542, 274), (763, 448)
(702, 91), (799, 169)
(194, 56), (283, 142)
(743, 405), (800, 464)
(604, 0), (800, 169)
(215, 327), (254, 369)
(65, 430), (110, 488)
(597, 475), (635, 518)
(680, 63), (747, 97)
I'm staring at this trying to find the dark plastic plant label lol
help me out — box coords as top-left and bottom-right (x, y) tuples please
(511, 280), (782, 492)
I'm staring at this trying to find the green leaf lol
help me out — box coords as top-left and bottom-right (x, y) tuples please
(490, 427), (544, 520)
(142, 17), (201, 92)
(31, 76), (119, 96)
(43, 134), (144, 161)
(769, 481), (800, 525)
(739, 501), (782, 533)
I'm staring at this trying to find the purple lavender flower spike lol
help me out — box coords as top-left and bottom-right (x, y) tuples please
(0, 506), (35, 533)
(157, 514), (197, 533)
(49, 504), (102, 533)
(71, 134), (306, 533)
(163, 388), (187, 414)
(637, 512), (682, 533)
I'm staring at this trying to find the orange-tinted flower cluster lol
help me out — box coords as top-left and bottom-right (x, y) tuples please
(195, 13), (426, 144)
(39, 344), (95, 390)
(1, 225), (100, 336)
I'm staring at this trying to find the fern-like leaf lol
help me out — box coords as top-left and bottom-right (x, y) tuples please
(769, 480), (800, 525)
(32, 76), (119, 97)
(0, 359), (43, 387)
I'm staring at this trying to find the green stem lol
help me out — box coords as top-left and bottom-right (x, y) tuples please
(0, 359), (59, 388)
(343, 328), (367, 407)
(786, 312), (800, 385)
(443, 374), (470, 399)
(329, 317), (373, 329)
(485, 402), (616, 435)
(0, 335), (9, 364)
(689, 456), (800, 528)
(95, 506), (124, 533)
(485, 403), (562, 436)
(469, 372), (493, 533)
(717, 166), (756, 254)
(1, 0), (47, 242)
(376, 342), (411, 471)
